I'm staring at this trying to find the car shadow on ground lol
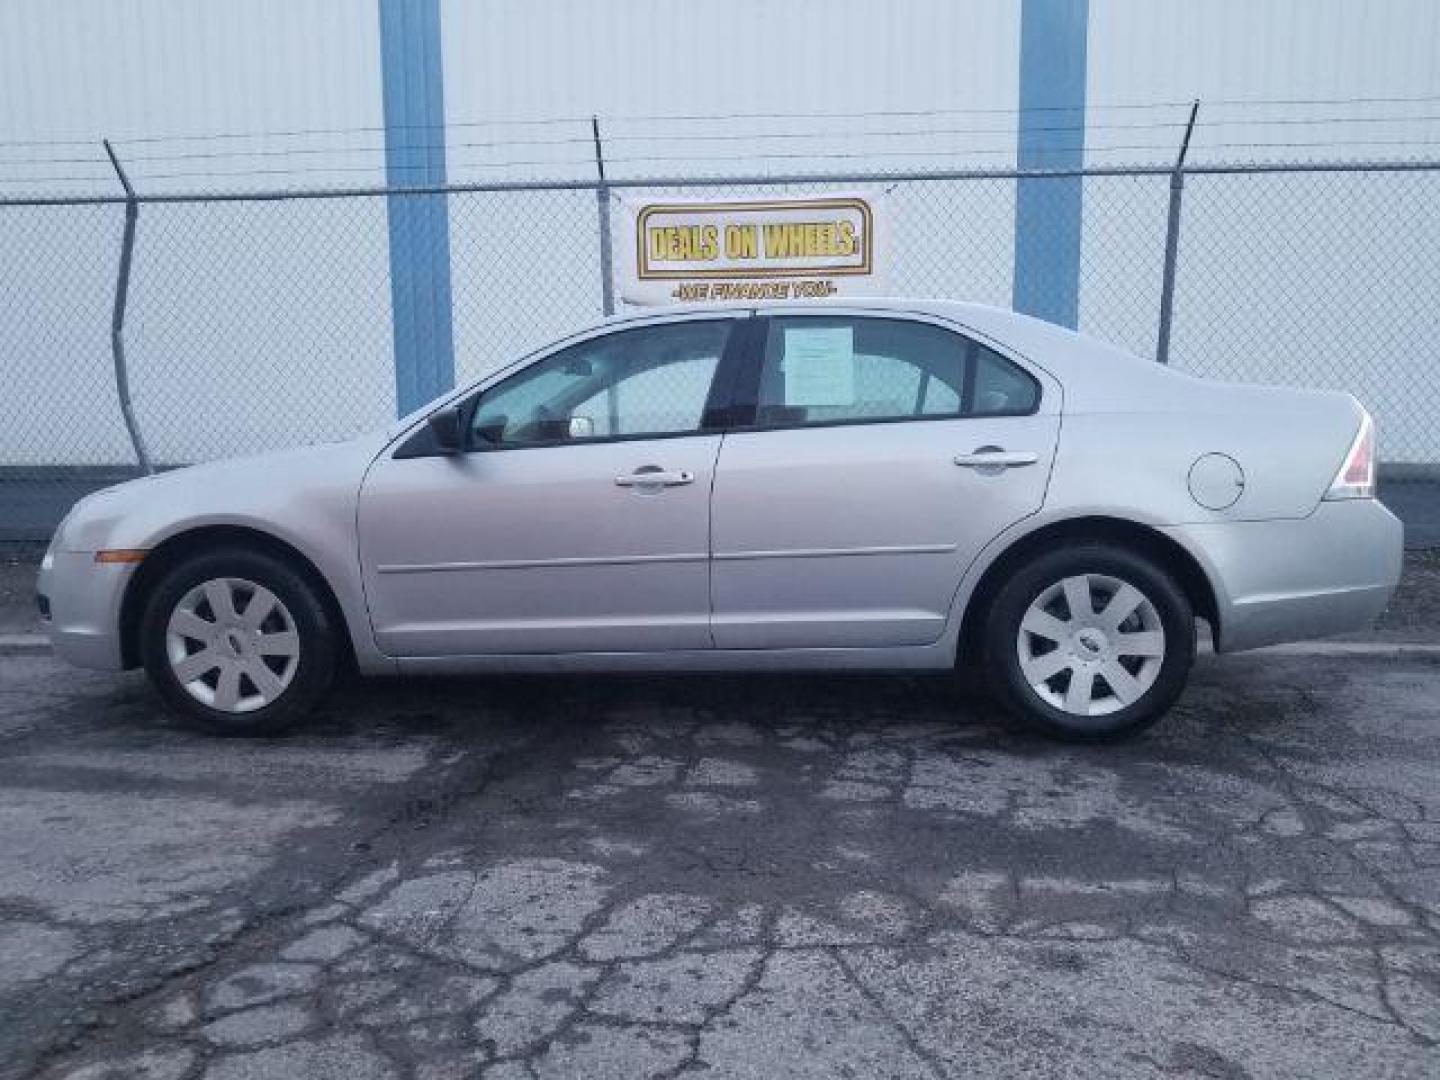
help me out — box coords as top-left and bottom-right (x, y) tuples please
(107, 659), (1275, 766)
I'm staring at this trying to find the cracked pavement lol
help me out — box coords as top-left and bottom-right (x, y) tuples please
(2, 645), (1440, 1078)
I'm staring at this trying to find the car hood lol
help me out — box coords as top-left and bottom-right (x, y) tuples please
(53, 434), (391, 554)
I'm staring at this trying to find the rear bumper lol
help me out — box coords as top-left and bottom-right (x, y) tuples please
(1163, 499), (1404, 653)
(36, 551), (132, 670)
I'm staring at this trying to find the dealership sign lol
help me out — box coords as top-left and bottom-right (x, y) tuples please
(616, 192), (886, 306)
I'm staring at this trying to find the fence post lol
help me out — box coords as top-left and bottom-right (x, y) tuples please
(102, 139), (152, 475)
(1155, 101), (1199, 365)
(592, 116), (616, 317)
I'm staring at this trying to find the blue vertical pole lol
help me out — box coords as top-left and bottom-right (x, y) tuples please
(1013, 0), (1089, 329)
(379, 0), (455, 415)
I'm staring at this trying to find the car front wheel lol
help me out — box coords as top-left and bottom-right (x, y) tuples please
(983, 544), (1196, 741)
(139, 547), (338, 735)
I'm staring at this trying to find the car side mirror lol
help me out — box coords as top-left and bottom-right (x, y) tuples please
(568, 416), (595, 440)
(472, 414), (509, 448)
(427, 406), (465, 454)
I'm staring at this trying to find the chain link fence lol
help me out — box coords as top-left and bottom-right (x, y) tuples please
(2, 160), (1438, 539)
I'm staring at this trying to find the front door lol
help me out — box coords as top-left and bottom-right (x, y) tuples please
(359, 316), (740, 657)
(710, 312), (1060, 649)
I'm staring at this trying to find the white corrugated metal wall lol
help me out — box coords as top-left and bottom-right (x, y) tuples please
(0, 0), (393, 465)
(1, 1), (1438, 462)
(1085, 0), (1440, 463)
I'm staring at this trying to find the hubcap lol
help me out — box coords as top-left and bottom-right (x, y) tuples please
(164, 578), (300, 714)
(1016, 573), (1166, 718)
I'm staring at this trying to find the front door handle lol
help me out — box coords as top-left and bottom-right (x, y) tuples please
(615, 468), (695, 488)
(953, 448), (1040, 469)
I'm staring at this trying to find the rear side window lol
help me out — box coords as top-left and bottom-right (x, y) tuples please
(753, 316), (1038, 428)
(972, 344), (1040, 416)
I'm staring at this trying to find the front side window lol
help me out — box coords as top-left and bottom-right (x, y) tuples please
(754, 316), (1038, 427)
(469, 320), (731, 447)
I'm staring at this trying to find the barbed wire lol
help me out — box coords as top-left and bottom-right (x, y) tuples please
(0, 118), (1215, 167)
(13, 115), (1440, 175)
(11, 92), (1440, 150)
(13, 143), (1440, 190)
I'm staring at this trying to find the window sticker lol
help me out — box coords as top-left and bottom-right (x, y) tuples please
(783, 325), (855, 408)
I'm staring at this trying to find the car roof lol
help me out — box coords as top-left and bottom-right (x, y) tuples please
(602, 296), (1168, 391)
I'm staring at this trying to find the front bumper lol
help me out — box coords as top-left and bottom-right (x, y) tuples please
(1163, 498), (1404, 653)
(36, 551), (135, 670)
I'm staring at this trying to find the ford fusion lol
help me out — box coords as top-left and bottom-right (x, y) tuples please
(37, 300), (1403, 741)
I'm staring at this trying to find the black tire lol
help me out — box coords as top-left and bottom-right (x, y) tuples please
(139, 547), (338, 736)
(982, 543), (1195, 742)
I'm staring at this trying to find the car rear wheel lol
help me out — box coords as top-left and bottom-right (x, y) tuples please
(983, 544), (1195, 741)
(139, 548), (338, 736)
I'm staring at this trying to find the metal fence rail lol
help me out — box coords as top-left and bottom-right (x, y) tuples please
(2, 158), (1438, 540)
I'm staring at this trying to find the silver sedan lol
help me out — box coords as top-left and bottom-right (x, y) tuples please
(37, 300), (1403, 740)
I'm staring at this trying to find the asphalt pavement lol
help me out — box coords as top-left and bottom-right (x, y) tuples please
(1, 549), (1439, 1078)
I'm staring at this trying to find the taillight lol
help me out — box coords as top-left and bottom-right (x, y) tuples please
(1324, 411), (1376, 500)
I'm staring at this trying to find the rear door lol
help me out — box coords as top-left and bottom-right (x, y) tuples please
(709, 310), (1060, 649)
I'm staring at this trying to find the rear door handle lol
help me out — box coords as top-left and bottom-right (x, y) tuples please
(953, 449), (1039, 469)
(615, 468), (694, 487)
